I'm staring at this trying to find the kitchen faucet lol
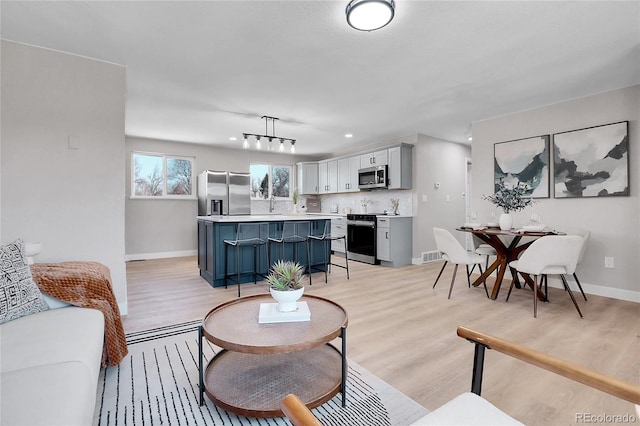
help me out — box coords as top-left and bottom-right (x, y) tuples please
(269, 193), (276, 212)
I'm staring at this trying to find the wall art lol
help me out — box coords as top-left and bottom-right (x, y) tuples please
(494, 135), (550, 198)
(553, 121), (629, 198)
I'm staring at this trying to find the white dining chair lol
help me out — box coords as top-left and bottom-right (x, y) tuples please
(508, 235), (584, 318)
(566, 227), (590, 301)
(433, 228), (489, 299)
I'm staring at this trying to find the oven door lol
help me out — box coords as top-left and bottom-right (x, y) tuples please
(347, 220), (377, 264)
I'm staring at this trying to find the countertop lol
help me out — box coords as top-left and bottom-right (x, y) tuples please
(197, 214), (337, 222)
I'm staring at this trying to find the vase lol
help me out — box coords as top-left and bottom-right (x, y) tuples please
(499, 213), (513, 231)
(270, 287), (304, 312)
(291, 204), (297, 214)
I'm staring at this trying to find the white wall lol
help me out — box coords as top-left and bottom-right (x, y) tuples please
(412, 134), (472, 259)
(472, 85), (639, 300)
(0, 41), (128, 310)
(125, 136), (311, 258)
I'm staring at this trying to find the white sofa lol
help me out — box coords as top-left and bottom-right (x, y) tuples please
(0, 298), (104, 426)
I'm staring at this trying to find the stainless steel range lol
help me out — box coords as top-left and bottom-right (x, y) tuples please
(346, 213), (380, 264)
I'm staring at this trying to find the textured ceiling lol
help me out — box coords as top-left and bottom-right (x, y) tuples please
(2, 1), (639, 157)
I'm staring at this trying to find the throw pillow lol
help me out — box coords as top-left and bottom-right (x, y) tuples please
(0, 239), (49, 324)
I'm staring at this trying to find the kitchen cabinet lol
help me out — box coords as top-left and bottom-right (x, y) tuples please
(197, 218), (330, 287)
(376, 216), (412, 267)
(330, 217), (348, 253)
(388, 144), (413, 189)
(318, 160), (338, 194)
(360, 149), (388, 169)
(297, 162), (319, 195)
(337, 156), (360, 193)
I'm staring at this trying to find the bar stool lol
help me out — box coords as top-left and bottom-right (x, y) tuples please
(224, 222), (269, 297)
(268, 221), (312, 285)
(308, 220), (349, 283)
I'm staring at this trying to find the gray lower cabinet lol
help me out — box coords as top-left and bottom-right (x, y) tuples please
(330, 217), (348, 253)
(376, 216), (413, 267)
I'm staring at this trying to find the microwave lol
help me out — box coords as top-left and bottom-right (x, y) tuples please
(358, 165), (388, 190)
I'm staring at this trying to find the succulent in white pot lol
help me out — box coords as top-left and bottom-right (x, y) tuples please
(266, 260), (305, 312)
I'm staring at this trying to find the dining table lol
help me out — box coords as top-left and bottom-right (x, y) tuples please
(456, 226), (562, 300)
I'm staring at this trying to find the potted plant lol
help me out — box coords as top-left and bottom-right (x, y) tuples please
(483, 179), (533, 230)
(266, 260), (305, 312)
(292, 189), (299, 213)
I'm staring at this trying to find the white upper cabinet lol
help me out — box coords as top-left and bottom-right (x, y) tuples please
(337, 156), (360, 193)
(297, 162), (319, 195)
(388, 144), (413, 189)
(318, 160), (338, 194)
(360, 149), (388, 169)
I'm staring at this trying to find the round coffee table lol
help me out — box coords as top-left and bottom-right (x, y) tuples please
(198, 294), (348, 418)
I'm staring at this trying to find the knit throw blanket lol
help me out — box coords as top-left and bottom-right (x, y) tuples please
(30, 261), (128, 367)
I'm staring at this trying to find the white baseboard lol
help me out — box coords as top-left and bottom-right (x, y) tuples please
(544, 277), (640, 303)
(125, 250), (197, 262)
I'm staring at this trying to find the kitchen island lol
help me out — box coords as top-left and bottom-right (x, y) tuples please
(197, 215), (334, 287)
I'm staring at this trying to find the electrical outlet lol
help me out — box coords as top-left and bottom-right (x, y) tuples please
(604, 257), (614, 269)
(422, 194), (428, 202)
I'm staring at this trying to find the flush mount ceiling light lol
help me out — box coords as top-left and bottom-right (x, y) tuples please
(242, 116), (296, 153)
(346, 0), (395, 32)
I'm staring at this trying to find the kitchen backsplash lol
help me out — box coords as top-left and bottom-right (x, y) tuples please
(307, 190), (413, 216)
(251, 190), (413, 216)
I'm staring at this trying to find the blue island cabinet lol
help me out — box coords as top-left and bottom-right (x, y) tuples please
(197, 218), (330, 288)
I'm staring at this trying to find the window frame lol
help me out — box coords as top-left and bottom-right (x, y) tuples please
(250, 163), (293, 201)
(131, 151), (196, 200)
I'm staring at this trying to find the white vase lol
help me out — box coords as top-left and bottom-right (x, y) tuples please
(499, 213), (513, 231)
(291, 204), (297, 214)
(270, 287), (304, 312)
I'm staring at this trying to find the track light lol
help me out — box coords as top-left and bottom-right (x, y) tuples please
(290, 141), (296, 154)
(279, 138), (285, 152)
(243, 134), (249, 149)
(255, 135), (261, 150)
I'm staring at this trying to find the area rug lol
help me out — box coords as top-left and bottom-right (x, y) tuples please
(94, 320), (429, 425)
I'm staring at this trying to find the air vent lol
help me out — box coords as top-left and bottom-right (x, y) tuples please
(421, 251), (442, 263)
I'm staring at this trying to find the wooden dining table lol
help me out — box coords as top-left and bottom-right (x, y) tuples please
(457, 226), (561, 300)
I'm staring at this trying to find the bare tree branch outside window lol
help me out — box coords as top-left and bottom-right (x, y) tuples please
(132, 153), (194, 198)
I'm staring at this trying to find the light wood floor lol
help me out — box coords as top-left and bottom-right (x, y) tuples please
(123, 256), (640, 425)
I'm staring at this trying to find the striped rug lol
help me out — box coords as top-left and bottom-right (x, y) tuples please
(93, 321), (429, 425)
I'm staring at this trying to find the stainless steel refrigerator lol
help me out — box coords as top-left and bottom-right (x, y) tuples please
(197, 170), (251, 216)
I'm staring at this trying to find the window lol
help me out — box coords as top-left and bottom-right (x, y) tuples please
(132, 152), (195, 198)
(250, 164), (291, 200)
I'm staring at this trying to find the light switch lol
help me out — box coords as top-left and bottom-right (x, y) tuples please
(422, 194), (428, 202)
(68, 136), (79, 150)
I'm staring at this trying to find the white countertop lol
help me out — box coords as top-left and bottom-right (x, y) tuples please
(198, 214), (337, 222)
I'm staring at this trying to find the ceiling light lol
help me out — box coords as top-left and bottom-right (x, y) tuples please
(242, 116), (296, 154)
(346, 0), (395, 32)
(290, 141), (296, 154)
(468, 136), (473, 141)
(345, 133), (353, 138)
(229, 136), (237, 141)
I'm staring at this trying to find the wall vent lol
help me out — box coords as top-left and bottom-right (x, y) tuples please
(421, 250), (442, 263)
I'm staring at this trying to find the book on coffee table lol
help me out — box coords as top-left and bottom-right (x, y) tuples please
(258, 302), (311, 323)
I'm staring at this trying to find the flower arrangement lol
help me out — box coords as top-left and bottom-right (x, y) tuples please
(266, 260), (305, 291)
(483, 179), (533, 213)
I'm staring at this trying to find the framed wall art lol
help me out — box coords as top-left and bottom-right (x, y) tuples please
(494, 134), (550, 198)
(553, 121), (629, 198)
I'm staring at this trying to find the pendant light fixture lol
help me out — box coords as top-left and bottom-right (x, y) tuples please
(242, 116), (296, 153)
(346, 0), (395, 32)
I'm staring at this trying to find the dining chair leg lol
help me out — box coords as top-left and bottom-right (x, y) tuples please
(506, 272), (517, 302)
(561, 275), (584, 318)
(479, 264), (489, 298)
(447, 264), (459, 299)
(433, 261), (448, 288)
(466, 265), (471, 287)
(573, 273), (588, 301)
(533, 275), (538, 318)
